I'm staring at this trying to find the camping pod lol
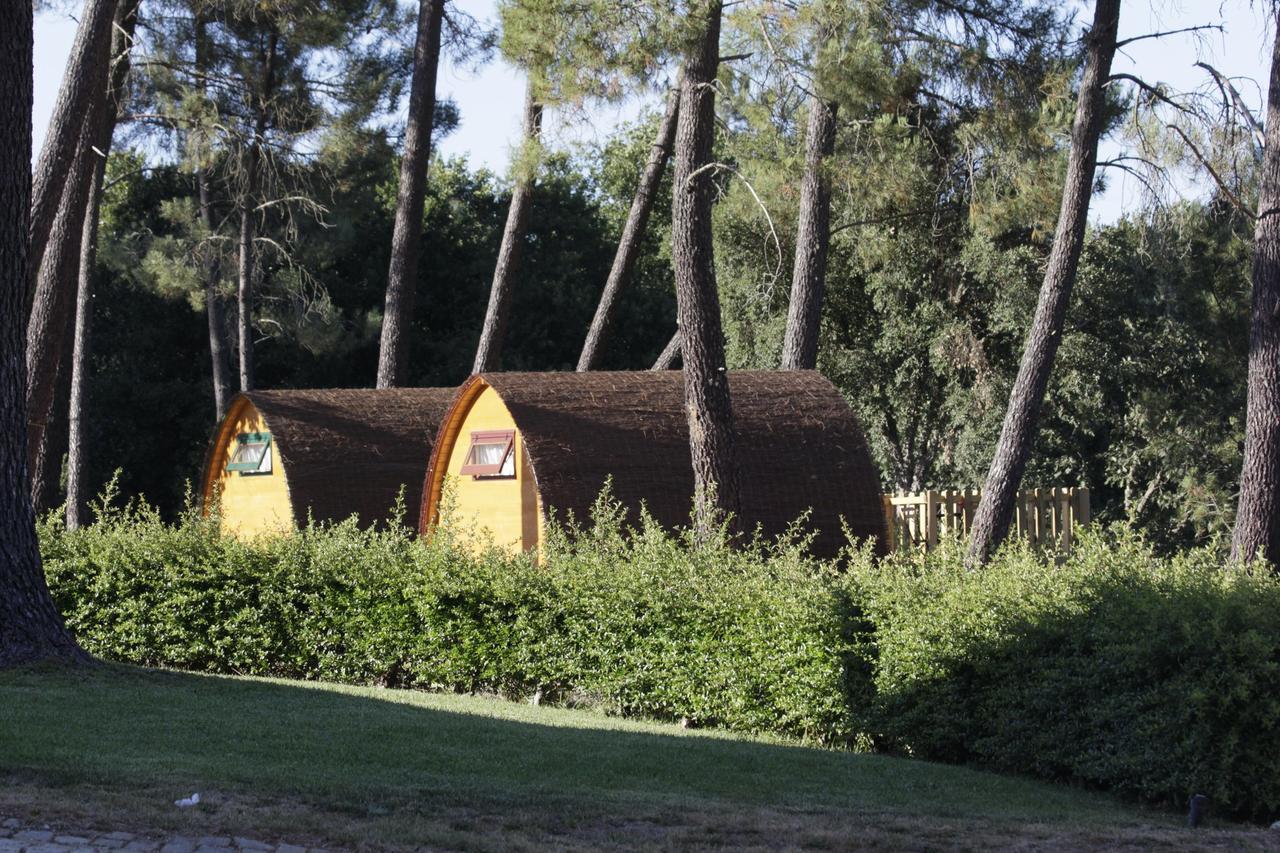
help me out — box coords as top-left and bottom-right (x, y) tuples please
(202, 388), (454, 537)
(420, 371), (887, 558)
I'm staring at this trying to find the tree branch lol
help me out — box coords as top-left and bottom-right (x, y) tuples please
(1115, 24), (1222, 50)
(1196, 61), (1265, 149)
(1167, 124), (1254, 217)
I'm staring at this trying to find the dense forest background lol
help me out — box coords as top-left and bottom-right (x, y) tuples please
(37, 0), (1259, 553)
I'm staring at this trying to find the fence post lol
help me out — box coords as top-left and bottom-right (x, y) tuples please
(1076, 486), (1091, 526)
(924, 490), (939, 550)
(883, 495), (896, 552)
(962, 487), (977, 534)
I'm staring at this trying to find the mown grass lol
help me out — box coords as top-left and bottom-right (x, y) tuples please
(0, 664), (1270, 851)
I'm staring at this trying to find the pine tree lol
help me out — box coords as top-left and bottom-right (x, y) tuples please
(0, 0), (85, 667)
(376, 0), (446, 387)
(1231, 8), (1280, 566)
(671, 0), (741, 531)
(966, 0), (1121, 567)
(472, 83), (543, 372)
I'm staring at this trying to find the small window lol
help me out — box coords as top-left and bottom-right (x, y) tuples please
(460, 430), (515, 478)
(226, 432), (272, 474)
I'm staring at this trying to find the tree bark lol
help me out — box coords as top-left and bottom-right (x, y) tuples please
(577, 82), (681, 371)
(66, 0), (139, 529)
(236, 203), (256, 391)
(236, 29), (278, 393)
(1, 0), (85, 667)
(1232, 9), (1280, 566)
(31, 330), (72, 515)
(965, 0), (1120, 568)
(472, 84), (543, 373)
(194, 17), (233, 421)
(376, 0), (445, 388)
(26, 129), (102, 485)
(65, 173), (100, 530)
(780, 95), (837, 370)
(202, 169), (233, 421)
(652, 328), (681, 370)
(28, 0), (119, 298)
(670, 0), (740, 534)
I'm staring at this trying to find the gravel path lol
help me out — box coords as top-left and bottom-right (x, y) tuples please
(0, 818), (329, 853)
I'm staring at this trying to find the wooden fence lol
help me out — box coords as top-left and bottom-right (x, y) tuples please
(882, 486), (1090, 552)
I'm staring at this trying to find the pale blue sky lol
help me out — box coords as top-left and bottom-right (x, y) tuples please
(32, 0), (1275, 222)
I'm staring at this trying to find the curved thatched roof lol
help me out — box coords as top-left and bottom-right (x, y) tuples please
(425, 371), (885, 557)
(229, 388), (454, 529)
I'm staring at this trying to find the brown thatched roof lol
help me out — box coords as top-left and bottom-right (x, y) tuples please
(432, 371), (885, 557)
(240, 388), (454, 529)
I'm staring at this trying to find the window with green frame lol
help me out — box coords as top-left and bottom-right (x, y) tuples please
(226, 432), (272, 474)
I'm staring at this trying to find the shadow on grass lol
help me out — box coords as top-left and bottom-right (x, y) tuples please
(0, 662), (1151, 830)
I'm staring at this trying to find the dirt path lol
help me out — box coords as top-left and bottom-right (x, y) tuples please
(0, 817), (326, 853)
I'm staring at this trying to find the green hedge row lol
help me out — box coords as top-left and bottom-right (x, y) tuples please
(39, 496), (1280, 818)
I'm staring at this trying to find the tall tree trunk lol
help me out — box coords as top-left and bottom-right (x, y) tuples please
(671, 0), (740, 534)
(236, 204), (256, 391)
(1232, 11), (1280, 566)
(66, 0), (138, 530)
(202, 169), (233, 421)
(965, 0), (1120, 568)
(26, 128), (102, 483)
(376, 0), (445, 388)
(1, 0), (84, 667)
(28, 0), (119, 296)
(236, 29), (278, 393)
(781, 95), (837, 370)
(651, 327), (681, 370)
(472, 85), (543, 373)
(195, 17), (232, 421)
(32, 333), (73, 515)
(65, 173), (101, 530)
(577, 82), (681, 371)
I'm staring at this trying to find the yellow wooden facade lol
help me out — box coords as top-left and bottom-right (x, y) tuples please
(423, 380), (542, 553)
(201, 398), (293, 538)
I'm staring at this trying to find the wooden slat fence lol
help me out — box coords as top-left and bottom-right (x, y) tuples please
(882, 486), (1090, 553)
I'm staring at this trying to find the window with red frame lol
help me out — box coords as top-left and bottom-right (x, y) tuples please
(460, 430), (516, 478)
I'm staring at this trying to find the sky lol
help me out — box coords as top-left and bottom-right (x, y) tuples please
(31, 0), (1276, 223)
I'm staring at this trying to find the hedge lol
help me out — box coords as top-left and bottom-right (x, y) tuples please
(38, 494), (1280, 818)
(853, 532), (1280, 818)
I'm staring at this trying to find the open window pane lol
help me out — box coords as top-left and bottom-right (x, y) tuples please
(460, 430), (515, 477)
(226, 432), (272, 474)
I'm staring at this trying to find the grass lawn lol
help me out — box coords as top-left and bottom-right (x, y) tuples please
(0, 665), (1272, 851)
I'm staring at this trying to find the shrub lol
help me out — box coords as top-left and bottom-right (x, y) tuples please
(40, 493), (1280, 817)
(41, 491), (867, 745)
(849, 530), (1280, 819)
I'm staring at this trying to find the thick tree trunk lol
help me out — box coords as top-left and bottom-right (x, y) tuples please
(472, 85), (543, 373)
(965, 0), (1120, 568)
(67, 0), (139, 529)
(577, 82), (681, 371)
(781, 96), (837, 370)
(236, 30), (278, 393)
(1, 0), (85, 667)
(202, 170), (233, 421)
(28, 0), (119, 296)
(651, 328), (681, 370)
(1232, 11), (1280, 566)
(376, 0), (445, 388)
(671, 0), (740, 534)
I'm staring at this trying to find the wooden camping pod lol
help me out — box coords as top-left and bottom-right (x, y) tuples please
(420, 371), (887, 558)
(201, 388), (454, 536)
